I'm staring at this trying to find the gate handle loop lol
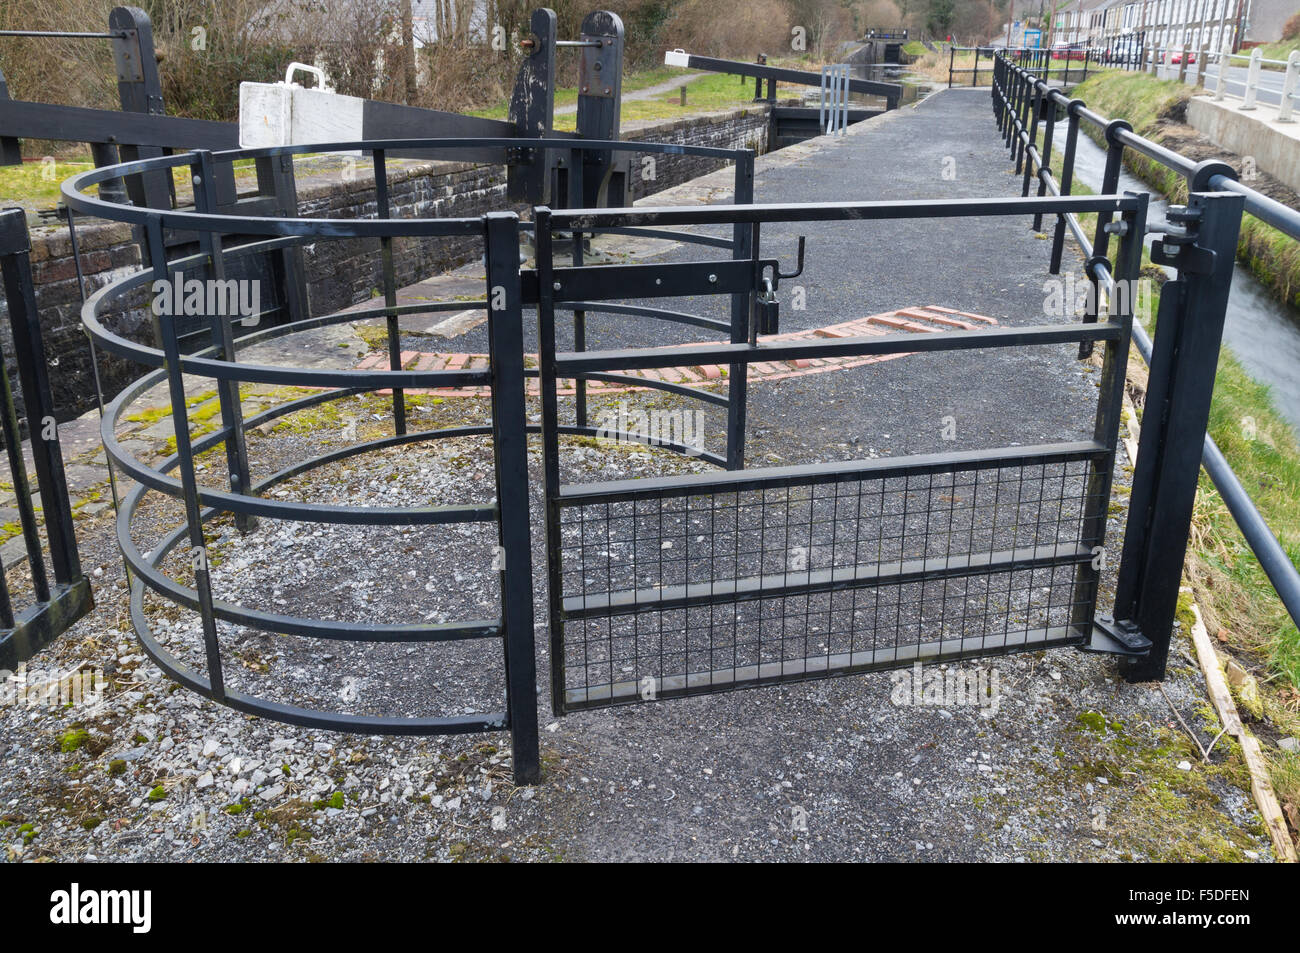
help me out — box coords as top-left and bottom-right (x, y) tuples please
(766, 236), (806, 287)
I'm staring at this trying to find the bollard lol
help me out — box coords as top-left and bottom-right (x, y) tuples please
(1279, 50), (1299, 122)
(1215, 40), (1230, 100)
(1240, 47), (1261, 110)
(680, 85), (686, 106)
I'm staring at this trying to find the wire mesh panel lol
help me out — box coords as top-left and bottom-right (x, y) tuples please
(552, 448), (1105, 710)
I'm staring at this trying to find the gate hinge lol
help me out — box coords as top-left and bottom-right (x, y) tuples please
(1150, 239), (1215, 274)
(1149, 204), (1216, 274)
(1082, 613), (1152, 657)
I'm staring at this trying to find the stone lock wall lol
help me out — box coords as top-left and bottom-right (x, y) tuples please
(5, 105), (769, 421)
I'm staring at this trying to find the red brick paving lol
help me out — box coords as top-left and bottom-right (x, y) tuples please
(362, 305), (1000, 398)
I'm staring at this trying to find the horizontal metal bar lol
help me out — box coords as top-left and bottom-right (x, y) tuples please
(0, 29), (127, 38)
(587, 226), (737, 250)
(563, 542), (1092, 619)
(555, 322), (1126, 374)
(557, 300), (732, 333)
(554, 425), (729, 469)
(674, 53), (902, 99)
(63, 136), (747, 235)
(1211, 174), (1300, 240)
(1113, 126), (1197, 176)
(541, 259), (757, 302)
(559, 440), (1108, 503)
(564, 625), (1083, 709)
(577, 371), (730, 406)
(548, 194), (1144, 229)
(0, 99), (237, 150)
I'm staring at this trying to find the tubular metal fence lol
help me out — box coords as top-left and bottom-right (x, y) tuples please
(993, 51), (1300, 641)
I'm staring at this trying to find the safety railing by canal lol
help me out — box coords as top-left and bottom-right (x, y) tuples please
(993, 51), (1300, 636)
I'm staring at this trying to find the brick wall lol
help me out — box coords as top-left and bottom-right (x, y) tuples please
(5, 105), (769, 421)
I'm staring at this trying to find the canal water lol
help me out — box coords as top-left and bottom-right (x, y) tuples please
(1069, 133), (1300, 435)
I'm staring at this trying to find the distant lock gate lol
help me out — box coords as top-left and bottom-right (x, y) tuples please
(34, 125), (1238, 783)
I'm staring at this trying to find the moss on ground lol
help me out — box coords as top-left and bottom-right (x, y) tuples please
(1036, 708), (1268, 861)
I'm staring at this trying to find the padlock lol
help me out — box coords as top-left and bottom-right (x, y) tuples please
(757, 289), (779, 335)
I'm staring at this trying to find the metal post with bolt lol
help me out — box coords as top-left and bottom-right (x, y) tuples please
(1112, 190), (1244, 682)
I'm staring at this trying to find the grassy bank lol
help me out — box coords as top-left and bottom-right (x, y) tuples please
(1072, 69), (1300, 311)
(913, 50), (992, 87)
(1254, 37), (1300, 68)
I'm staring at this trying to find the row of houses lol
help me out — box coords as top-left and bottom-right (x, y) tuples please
(1012, 0), (1289, 53)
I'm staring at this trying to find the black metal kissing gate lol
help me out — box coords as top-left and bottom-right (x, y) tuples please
(63, 136), (758, 786)
(531, 193), (1157, 713)
(55, 141), (1244, 781)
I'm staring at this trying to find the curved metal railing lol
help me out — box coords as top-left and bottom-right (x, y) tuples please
(62, 136), (756, 755)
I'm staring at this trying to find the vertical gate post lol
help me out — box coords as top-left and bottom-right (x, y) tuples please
(1081, 119), (1132, 357)
(1022, 83), (1043, 196)
(1113, 191), (1243, 682)
(1072, 192), (1147, 638)
(1033, 93), (1057, 231)
(372, 149), (406, 435)
(0, 208), (94, 667)
(533, 206), (568, 716)
(0, 67), (22, 165)
(483, 212), (540, 784)
(726, 151), (755, 470)
(566, 148), (588, 429)
(109, 7), (173, 217)
(1049, 100), (1083, 274)
(0, 209), (83, 589)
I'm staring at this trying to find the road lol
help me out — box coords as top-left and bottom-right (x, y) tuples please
(1151, 60), (1293, 109)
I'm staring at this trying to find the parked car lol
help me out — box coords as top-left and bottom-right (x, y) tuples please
(1167, 50), (1196, 64)
(1050, 44), (1087, 61)
(1103, 46), (1143, 65)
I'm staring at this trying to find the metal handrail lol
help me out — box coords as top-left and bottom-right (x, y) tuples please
(994, 53), (1300, 631)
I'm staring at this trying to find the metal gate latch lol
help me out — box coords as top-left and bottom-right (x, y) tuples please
(757, 276), (780, 335)
(755, 236), (807, 336)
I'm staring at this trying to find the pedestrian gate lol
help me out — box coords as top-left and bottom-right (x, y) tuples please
(532, 194), (1150, 714)
(61, 127), (1242, 784)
